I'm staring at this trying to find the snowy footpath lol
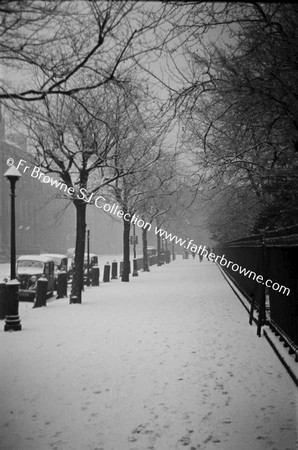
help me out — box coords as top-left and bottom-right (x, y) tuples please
(0, 259), (297, 450)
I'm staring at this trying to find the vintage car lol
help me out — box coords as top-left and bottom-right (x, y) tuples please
(83, 253), (98, 282)
(147, 246), (157, 256)
(17, 255), (55, 301)
(68, 253), (98, 283)
(84, 253), (98, 268)
(41, 253), (68, 289)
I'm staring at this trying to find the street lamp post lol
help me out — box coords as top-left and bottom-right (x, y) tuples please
(4, 165), (22, 331)
(161, 238), (165, 264)
(183, 236), (190, 259)
(86, 229), (90, 287)
(132, 223), (138, 276)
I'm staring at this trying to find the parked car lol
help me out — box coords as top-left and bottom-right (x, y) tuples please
(17, 255), (55, 301)
(84, 253), (98, 282)
(147, 246), (157, 256)
(69, 253), (98, 283)
(41, 253), (68, 289)
(84, 253), (98, 268)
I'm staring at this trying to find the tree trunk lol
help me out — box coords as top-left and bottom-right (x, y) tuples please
(70, 200), (87, 303)
(156, 220), (162, 266)
(142, 226), (150, 272)
(122, 214), (130, 282)
(165, 238), (169, 263)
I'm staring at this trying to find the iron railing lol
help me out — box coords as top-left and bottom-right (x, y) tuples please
(217, 225), (298, 360)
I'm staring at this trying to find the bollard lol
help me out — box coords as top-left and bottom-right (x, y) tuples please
(111, 261), (117, 279)
(91, 266), (100, 286)
(0, 282), (7, 320)
(103, 262), (110, 282)
(132, 258), (138, 276)
(33, 275), (48, 308)
(4, 279), (22, 331)
(56, 271), (68, 298)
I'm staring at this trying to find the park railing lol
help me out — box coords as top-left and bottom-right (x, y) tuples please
(217, 225), (298, 360)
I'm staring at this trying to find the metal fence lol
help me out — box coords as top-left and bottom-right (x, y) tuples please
(217, 225), (298, 358)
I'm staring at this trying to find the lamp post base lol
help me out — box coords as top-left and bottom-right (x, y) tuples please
(4, 279), (22, 332)
(4, 316), (22, 331)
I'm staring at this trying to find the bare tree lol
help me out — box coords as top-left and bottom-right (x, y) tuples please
(170, 3), (298, 239)
(19, 81), (153, 302)
(0, 0), (173, 103)
(136, 159), (182, 270)
(104, 96), (170, 281)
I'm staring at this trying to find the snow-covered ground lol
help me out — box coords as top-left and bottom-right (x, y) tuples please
(0, 258), (297, 450)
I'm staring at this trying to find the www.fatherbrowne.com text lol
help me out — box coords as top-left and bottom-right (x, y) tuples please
(154, 228), (290, 296)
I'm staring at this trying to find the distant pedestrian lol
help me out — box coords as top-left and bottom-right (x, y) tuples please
(191, 250), (196, 259)
(199, 254), (203, 262)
